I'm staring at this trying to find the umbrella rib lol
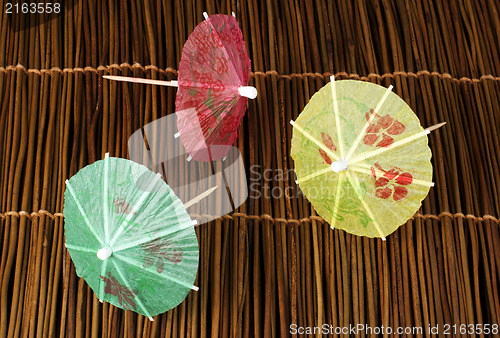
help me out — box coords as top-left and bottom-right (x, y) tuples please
(65, 180), (104, 246)
(345, 172), (386, 240)
(330, 76), (345, 157)
(290, 120), (339, 161)
(348, 122), (446, 165)
(65, 244), (94, 253)
(349, 165), (435, 187)
(111, 259), (154, 321)
(112, 220), (194, 252)
(345, 85), (393, 160)
(114, 253), (199, 291)
(103, 153), (110, 243)
(203, 12), (242, 85)
(98, 260), (108, 302)
(295, 167), (332, 184)
(108, 173), (162, 247)
(329, 172), (344, 230)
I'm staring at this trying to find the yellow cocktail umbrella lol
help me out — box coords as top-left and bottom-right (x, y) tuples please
(291, 78), (444, 239)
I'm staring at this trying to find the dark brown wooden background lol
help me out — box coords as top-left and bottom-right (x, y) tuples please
(1, 0), (499, 337)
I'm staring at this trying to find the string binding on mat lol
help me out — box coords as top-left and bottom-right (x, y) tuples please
(1, 210), (498, 224)
(1, 63), (499, 84)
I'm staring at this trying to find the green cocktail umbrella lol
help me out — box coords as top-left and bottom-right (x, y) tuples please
(63, 154), (200, 319)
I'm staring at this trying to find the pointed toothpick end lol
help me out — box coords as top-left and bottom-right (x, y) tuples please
(148, 317), (154, 321)
(425, 122), (447, 133)
(203, 12), (209, 20)
(183, 186), (219, 210)
(102, 75), (122, 81)
(381, 237), (386, 241)
(192, 285), (199, 291)
(289, 120), (295, 126)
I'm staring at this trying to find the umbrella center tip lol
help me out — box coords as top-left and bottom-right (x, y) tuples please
(97, 247), (112, 260)
(238, 86), (258, 99)
(331, 159), (349, 173)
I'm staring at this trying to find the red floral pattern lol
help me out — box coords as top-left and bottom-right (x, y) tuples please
(191, 33), (213, 57)
(142, 238), (183, 274)
(181, 74), (226, 93)
(318, 132), (337, 165)
(370, 163), (413, 201)
(217, 30), (231, 45)
(182, 88), (206, 108)
(100, 272), (137, 310)
(114, 197), (135, 215)
(196, 50), (211, 64)
(213, 56), (229, 74)
(363, 109), (405, 148)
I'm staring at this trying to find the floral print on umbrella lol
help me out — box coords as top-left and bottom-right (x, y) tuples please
(114, 197), (136, 215)
(100, 272), (138, 310)
(318, 132), (337, 165)
(370, 163), (413, 201)
(142, 238), (183, 274)
(363, 109), (405, 148)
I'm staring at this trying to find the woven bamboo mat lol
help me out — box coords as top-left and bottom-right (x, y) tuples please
(1, 0), (500, 337)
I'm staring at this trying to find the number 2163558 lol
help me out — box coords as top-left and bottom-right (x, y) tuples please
(5, 2), (61, 14)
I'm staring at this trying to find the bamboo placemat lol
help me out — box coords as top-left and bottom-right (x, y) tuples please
(1, 0), (499, 337)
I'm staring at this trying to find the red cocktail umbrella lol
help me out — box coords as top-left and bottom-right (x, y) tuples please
(104, 12), (256, 162)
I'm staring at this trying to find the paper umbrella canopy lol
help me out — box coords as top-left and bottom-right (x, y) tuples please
(175, 12), (254, 161)
(291, 78), (444, 239)
(103, 12), (256, 162)
(63, 154), (199, 319)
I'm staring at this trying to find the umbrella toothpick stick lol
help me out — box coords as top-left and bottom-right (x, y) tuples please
(183, 186), (219, 209)
(103, 75), (257, 99)
(103, 75), (179, 87)
(349, 165), (435, 187)
(349, 122), (446, 165)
